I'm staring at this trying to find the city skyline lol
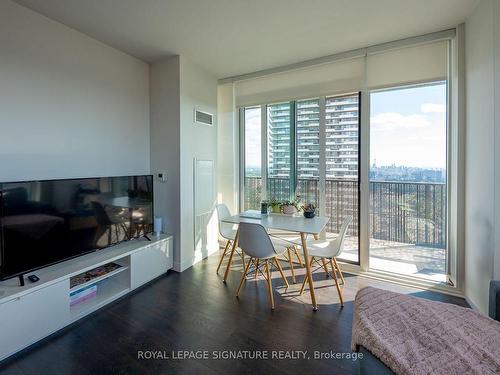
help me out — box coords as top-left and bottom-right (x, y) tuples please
(370, 82), (447, 169)
(245, 82), (447, 173)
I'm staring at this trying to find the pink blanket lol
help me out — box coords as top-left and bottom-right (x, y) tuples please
(352, 287), (500, 374)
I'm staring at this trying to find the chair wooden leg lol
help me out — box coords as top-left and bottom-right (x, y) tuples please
(223, 230), (239, 283)
(254, 259), (260, 279)
(333, 257), (345, 285)
(329, 258), (344, 306)
(287, 248), (296, 284)
(265, 260), (275, 309)
(294, 246), (303, 266)
(216, 240), (231, 274)
(321, 258), (329, 277)
(274, 257), (289, 288)
(299, 257), (315, 295)
(120, 224), (130, 240)
(237, 257), (253, 297)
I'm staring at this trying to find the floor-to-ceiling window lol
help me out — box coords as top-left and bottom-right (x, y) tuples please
(296, 98), (320, 209)
(369, 82), (448, 282)
(242, 106), (262, 210)
(236, 36), (455, 286)
(267, 102), (293, 202)
(240, 93), (361, 264)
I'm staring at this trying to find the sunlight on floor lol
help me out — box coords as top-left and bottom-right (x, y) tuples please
(227, 255), (432, 307)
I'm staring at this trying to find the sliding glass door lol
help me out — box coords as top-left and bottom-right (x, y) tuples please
(369, 82), (448, 282)
(324, 94), (360, 263)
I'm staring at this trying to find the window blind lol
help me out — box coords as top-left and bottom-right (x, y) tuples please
(366, 40), (448, 89)
(233, 39), (449, 106)
(234, 57), (365, 107)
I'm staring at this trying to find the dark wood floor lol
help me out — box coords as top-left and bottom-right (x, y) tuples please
(0, 251), (468, 375)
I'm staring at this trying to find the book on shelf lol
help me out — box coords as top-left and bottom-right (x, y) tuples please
(70, 284), (97, 307)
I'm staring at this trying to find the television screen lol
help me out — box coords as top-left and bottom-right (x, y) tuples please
(0, 175), (153, 280)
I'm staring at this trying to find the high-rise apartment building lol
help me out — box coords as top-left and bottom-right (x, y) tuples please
(325, 94), (359, 179)
(296, 99), (320, 178)
(267, 102), (291, 178)
(266, 94), (359, 181)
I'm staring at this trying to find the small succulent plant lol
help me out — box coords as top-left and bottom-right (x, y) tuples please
(302, 203), (316, 212)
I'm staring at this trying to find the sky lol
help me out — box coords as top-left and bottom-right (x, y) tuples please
(244, 82), (447, 171)
(370, 82), (447, 169)
(244, 107), (262, 169)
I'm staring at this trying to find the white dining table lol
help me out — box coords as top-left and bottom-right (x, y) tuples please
(221, 212), (329, 310)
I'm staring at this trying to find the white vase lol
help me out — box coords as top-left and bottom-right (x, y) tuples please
(282, 205), (297, 215)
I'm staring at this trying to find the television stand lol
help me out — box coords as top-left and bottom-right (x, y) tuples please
(0, 234), (173, 362)
(18, 275), (24, 287)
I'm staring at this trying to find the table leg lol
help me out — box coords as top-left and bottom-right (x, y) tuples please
(300, 232), (318, 310)
(223, 229), (240, 283)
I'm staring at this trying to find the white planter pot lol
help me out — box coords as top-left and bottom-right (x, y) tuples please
(282, 205), (297, 215)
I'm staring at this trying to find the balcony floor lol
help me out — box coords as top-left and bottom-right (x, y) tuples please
(334, 235), (447, 283)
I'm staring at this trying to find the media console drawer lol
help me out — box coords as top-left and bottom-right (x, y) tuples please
(0, 280), (69, 360)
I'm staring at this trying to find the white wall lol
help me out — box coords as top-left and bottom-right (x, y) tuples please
(150, 56), (181, 267)
(464, 0), (499, 313)
(0, 0), (150, 182)
(179, 57), (218, 271)
(150, 55), (218, 272)
(2, 1), (218, 274)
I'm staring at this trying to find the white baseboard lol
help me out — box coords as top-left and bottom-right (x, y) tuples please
(464, 295), (480, 311)
(175, 245), (220, 272)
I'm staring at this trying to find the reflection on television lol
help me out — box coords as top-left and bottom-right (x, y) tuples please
(0, 175), (153, 280)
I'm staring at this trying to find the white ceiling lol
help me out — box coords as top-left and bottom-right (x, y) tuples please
(15, 0), (478, 79)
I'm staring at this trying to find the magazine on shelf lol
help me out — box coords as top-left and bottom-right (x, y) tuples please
(70, 262), (122, 289)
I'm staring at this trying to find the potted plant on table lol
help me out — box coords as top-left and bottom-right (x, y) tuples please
(281, 195), (301, 215)
(269, 199), (282, 214)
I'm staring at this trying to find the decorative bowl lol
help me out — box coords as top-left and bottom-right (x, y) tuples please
(303, 211), (316, 219)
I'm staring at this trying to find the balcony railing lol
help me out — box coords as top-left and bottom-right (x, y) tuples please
(243, 177), (446, 248)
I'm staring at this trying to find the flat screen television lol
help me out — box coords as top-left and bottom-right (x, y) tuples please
(0, 175), (153, 281)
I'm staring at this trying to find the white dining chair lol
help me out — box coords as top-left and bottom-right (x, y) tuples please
(215, 204), (243, 274)
(268, 230), (304, 283)
(236, 222), (290, 309)
(299, 216), (353, 306)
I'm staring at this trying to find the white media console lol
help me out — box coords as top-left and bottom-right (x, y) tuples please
(0, 234), (173, 361)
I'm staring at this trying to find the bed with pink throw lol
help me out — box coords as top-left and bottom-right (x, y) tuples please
(352, 286), (500, 374)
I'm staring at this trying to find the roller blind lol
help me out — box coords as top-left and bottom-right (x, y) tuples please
(233, 39), (449, 107)
(366, 40), (448, 89)
(235, 57), (365, 107)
